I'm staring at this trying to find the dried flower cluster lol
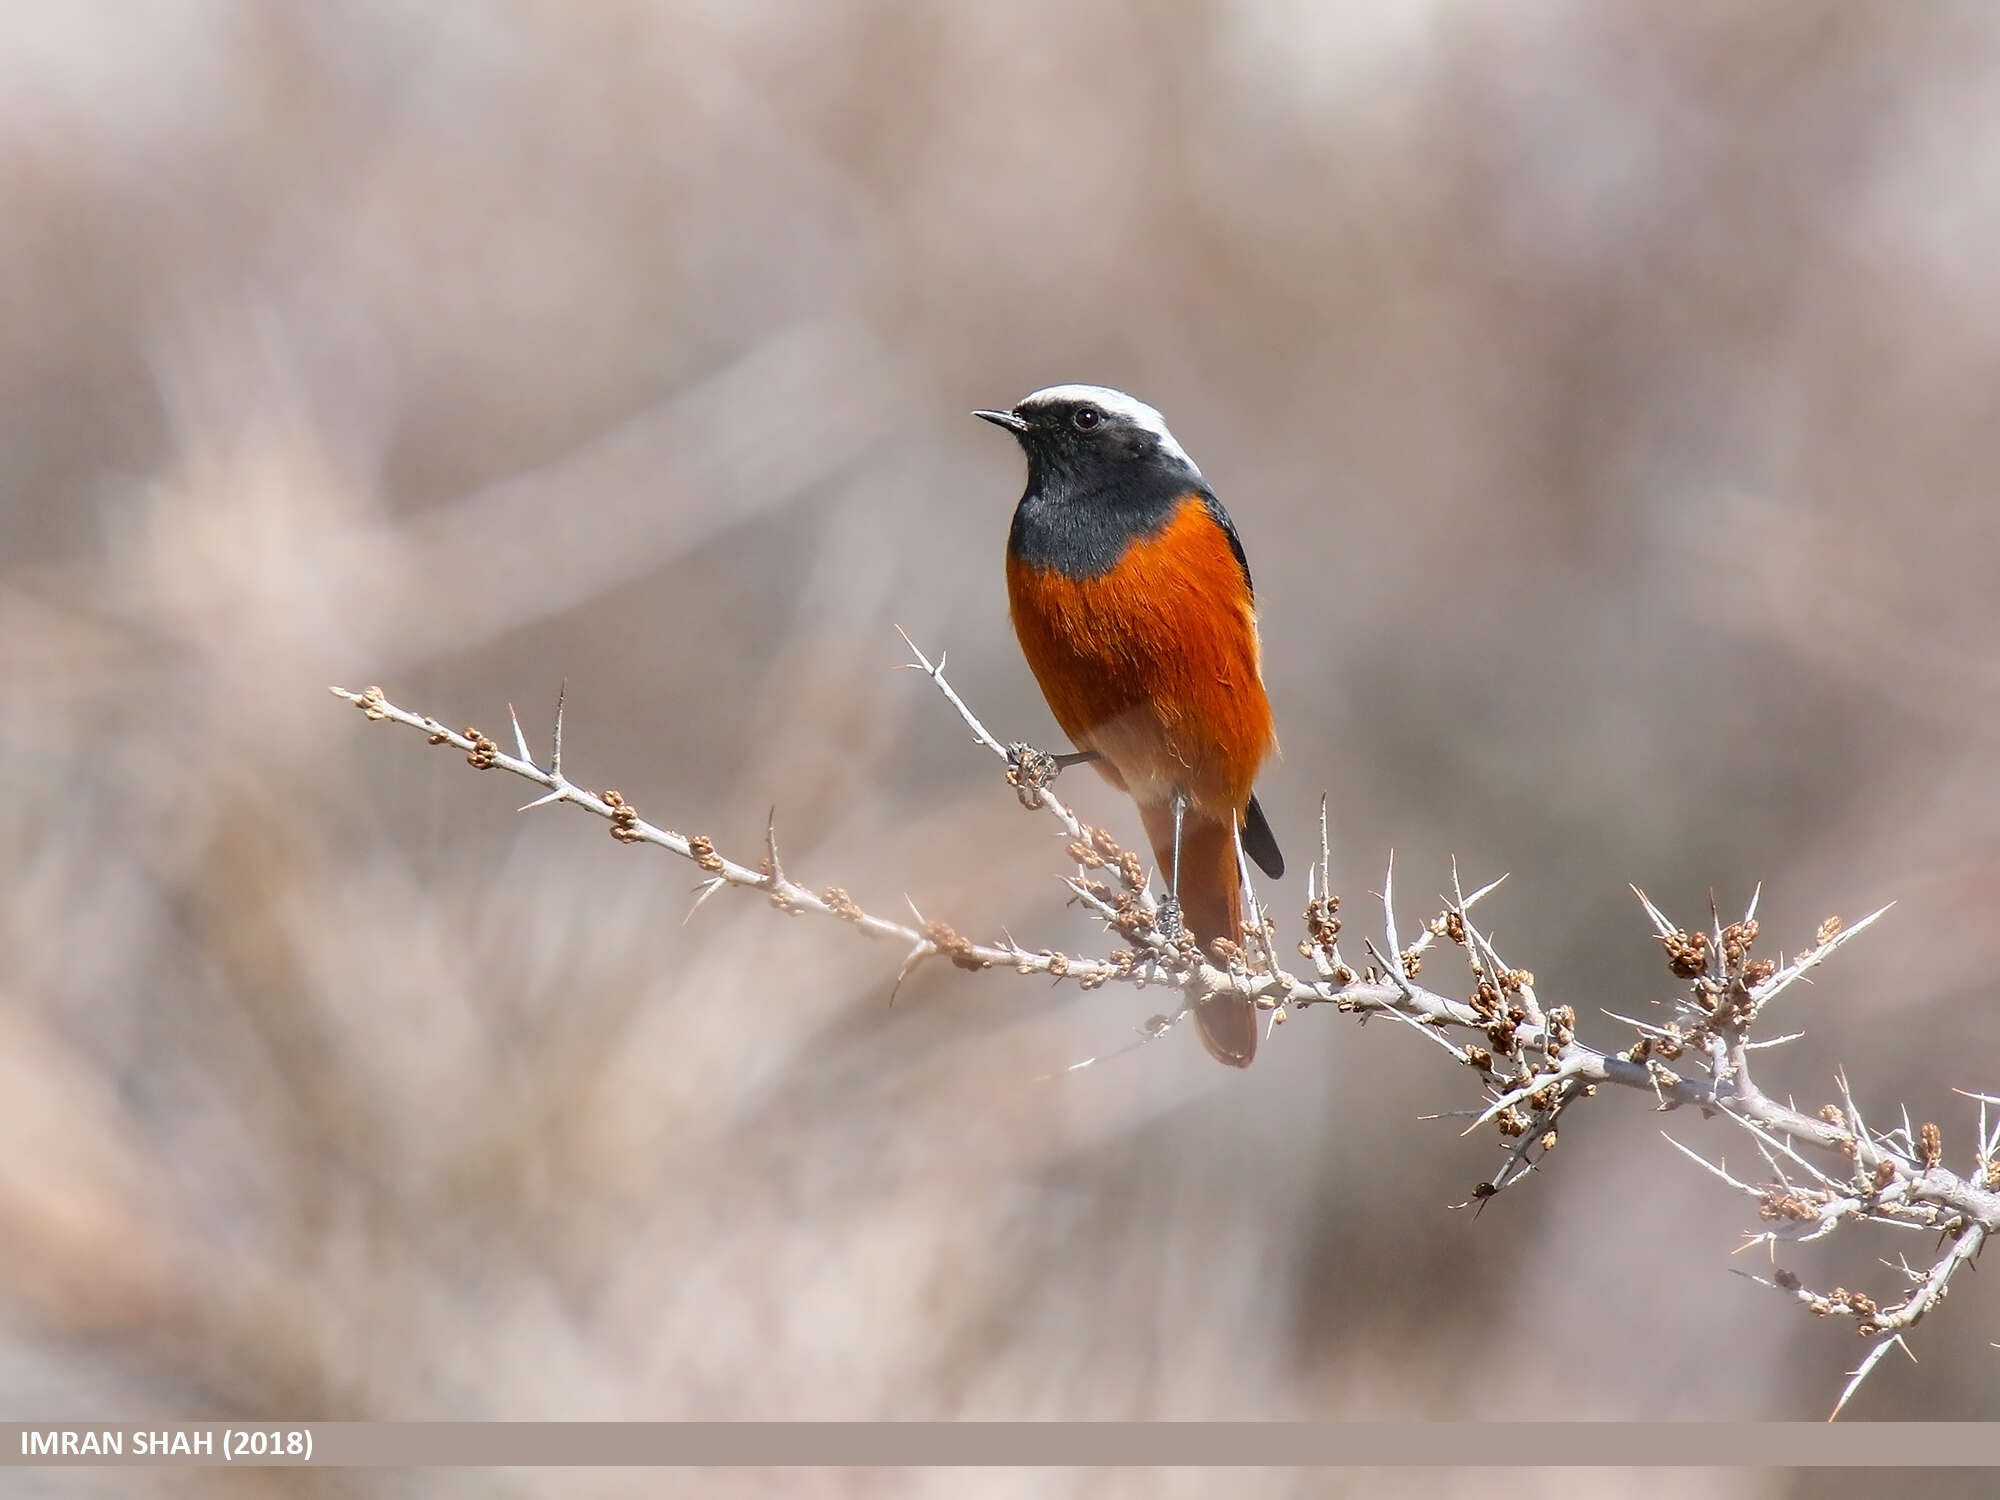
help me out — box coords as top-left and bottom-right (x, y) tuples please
(333, 638), (1997, 1418)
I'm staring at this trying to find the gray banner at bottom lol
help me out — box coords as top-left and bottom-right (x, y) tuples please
(3, 1422), (1997, 1467)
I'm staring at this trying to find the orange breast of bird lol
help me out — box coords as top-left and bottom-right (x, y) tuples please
(1005, 493), (1276, 822)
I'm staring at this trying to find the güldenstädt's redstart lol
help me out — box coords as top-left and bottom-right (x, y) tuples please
(976, 385), (1282, 1067)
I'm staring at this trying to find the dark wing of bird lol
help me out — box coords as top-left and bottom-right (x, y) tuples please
(1242, 795), (1283, 879)
(1200, 492), (1282, 879)
(1200, 491), (1253, 600)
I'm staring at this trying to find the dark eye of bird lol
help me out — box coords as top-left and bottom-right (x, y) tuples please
(1072, 406), (1100, 431)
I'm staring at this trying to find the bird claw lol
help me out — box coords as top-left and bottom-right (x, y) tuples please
(1005, 742), (1060, 807)
(1155, 894), (1185, 942)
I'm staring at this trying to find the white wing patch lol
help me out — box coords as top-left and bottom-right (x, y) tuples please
(1020, 384), (1201, 475)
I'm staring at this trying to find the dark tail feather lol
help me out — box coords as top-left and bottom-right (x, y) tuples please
(1138, 802), (1257, 1068)
(1242, 794), (1283, 879)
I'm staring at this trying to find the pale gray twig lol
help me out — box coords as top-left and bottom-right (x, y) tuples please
(333, 645), (1997, 1416)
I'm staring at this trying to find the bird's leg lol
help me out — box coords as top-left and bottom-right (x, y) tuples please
(1156, 791), (1188, 941)
(1005, 744), (1099, 808)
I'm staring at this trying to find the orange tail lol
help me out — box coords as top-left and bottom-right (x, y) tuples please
(1138, 802), (1256, 1068)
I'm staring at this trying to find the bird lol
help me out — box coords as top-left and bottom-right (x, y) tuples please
(975, 385), (1282, 1067)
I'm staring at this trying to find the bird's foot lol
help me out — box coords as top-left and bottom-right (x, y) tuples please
(1005, 744), (1097, 809)
(1154, 894), (1185, 943)
(1005, 743), (1058, 807)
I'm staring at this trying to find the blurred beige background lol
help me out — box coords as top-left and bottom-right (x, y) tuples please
(3, 0), (1999, 1494)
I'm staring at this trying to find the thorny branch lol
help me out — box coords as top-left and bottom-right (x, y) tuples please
(332, 645), (1998, 1418)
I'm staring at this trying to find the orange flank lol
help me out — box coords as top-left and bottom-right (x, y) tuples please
(1006, 494), (1276, 822)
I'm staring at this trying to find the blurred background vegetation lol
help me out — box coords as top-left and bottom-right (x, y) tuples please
(3, 1), (1998, 1495)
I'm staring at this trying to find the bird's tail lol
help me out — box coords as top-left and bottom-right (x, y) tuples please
(1139, 801), (1257, 1068)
